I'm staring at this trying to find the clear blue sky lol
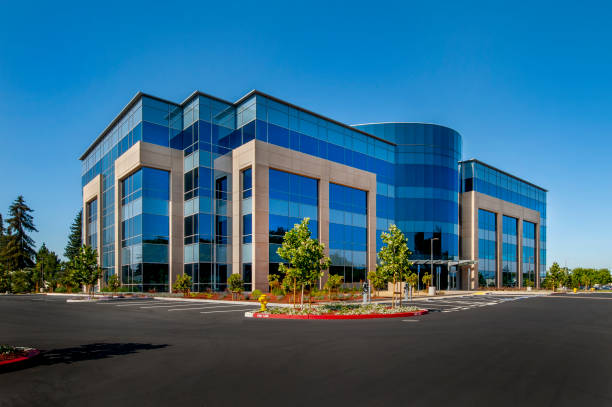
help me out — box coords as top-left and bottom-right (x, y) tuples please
(1, 1), (610, 269)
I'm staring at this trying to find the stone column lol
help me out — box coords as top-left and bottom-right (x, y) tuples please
(252, 160), (270, 292)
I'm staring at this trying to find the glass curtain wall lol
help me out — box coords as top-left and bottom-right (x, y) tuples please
(502, 216), (518, 287)
(86, 199), (97, 249)
(329, 183), (367, 286)
(478, 209), (496, 287)
(354, 123), (461, 261)
(81, 96), (180, 287)
(250, 96), (394, 255)
(461, 160), (547, 279)
(522, 221), (536, 285)
(120, 168), (170, 292)
(242, 168), (253, 291)
(268, 169), (319, 280)
(181, 95), (234, 292)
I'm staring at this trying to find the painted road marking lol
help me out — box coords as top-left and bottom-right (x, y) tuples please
(169, 304), (251, 312)
(200, 308), (256, 314)
(115, 301), (178, 307)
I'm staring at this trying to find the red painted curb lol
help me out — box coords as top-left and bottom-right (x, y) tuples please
(0, 349), (40, 366)
(251, 310), (428, 320)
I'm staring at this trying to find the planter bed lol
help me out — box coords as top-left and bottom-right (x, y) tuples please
(248, 310), (428, 320)
(245, 304), (428, 320)
(0, 346), (40, 369)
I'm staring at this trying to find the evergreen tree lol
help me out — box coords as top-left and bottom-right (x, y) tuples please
(34, 243), (61, 291)
(3, 196), (37, 270)
(0, 213), (5, 269)
(64, 210), (83, 261)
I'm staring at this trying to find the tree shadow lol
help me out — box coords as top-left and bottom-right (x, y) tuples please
(1, 343), (169, 373)
(39, 343), (169, 365)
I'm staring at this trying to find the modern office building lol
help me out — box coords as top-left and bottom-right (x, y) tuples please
(80, 90), (547, 292)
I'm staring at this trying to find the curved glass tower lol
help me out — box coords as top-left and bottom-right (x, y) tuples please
(353, 123), (461, 260)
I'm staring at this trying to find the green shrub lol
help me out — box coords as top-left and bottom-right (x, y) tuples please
(10, 270), (34, 293)
(228, 274), (244, 293)
(252, 289), (263, 300)
(55, 286), (67, 293)
(173, 274), (192, 296)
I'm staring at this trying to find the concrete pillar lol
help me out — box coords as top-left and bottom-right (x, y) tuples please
(252, 160), (270, 292)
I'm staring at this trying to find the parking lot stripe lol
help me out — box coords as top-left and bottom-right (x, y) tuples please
(115, 301), (177, 307)
(200, 308), (256, 314)
(169, 304), (252, 312)
(139, 303), (224, 309)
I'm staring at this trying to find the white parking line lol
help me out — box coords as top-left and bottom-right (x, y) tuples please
(115, 301), (177, 307)
(169, 304), (252, 312)
(139, 303), (223, 309)
(200, 308), (256, 314)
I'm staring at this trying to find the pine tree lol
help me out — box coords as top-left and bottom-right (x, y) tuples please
(64, 210), (83, 261)
(4, 196), (37, 270)
(0, 213), (5, 264)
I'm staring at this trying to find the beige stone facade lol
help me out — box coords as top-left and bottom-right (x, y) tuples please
(113, 141), (184, 287)
(83, 139), (376, 292)
(82, 174), (103, 263)
(460, 191), (541, 289)
(231, 140), (377, 292)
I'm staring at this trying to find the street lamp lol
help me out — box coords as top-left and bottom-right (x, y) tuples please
(430, 237), (439, 295)
(528, 255), (535, 288)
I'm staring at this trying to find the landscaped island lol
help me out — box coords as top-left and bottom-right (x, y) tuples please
(246, 304), (428, 320)
(0, 345), (39, 367)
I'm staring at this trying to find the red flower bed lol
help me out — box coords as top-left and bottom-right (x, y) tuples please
(249, 309), (428, 320)
(0, 347), (40, 366)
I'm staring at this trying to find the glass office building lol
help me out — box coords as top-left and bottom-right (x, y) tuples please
(80, 90), (547, 292)
(460, 159), (547, 289)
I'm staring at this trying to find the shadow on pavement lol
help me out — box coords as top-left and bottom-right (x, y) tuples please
(39, 343), (169, 365)
(1, 343), (168, 373)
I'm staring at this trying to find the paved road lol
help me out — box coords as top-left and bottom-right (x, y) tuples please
(1, 293), (611, 406)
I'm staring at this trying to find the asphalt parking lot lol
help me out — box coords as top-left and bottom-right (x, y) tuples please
(1, 292), (612, 407)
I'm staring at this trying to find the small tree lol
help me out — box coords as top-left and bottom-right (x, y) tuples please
(324, 274), (344, 301)
(544, 262), (565, 292)
(268, 273), (281, 295)
(228, 273), (244, 300)
(407, 272), (419, 301)
(367, 270), (387, 298)
(107, 274), (121, 297)
(377, 225), (413, 307)
(277, 218), (331, 307)
(422, 272), (431, 289)
(173, 274), (192, 297)
(70, 245), (101, 298)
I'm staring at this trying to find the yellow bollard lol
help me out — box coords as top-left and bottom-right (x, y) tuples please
(259, 294), (268, 312)
(573, 288), (577, 293)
